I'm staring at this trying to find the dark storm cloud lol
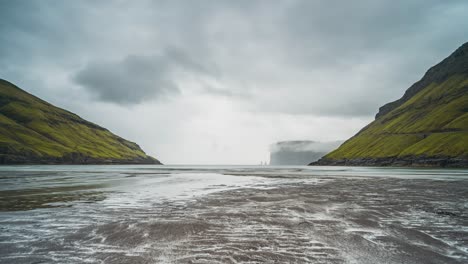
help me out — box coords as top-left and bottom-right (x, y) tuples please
(73, 48), (212, 104)
(74, 55), (177, 104)
(0, 1), (84, 64)
(1, 0), (468, 115)
(274, 0), (468, 73)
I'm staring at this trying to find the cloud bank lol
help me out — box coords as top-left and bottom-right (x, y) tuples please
(270, 140), (344, 153)
(1, 0), (467, 163)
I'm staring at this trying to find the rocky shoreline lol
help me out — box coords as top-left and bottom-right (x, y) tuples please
(0, 152), (161, 165)
(311, 155), (468, 167)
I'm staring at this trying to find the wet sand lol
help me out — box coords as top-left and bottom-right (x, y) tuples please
(0, 166), (467, 263)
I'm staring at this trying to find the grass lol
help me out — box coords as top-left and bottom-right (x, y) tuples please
(0, 79), (155, 162)
(326, 75), (468, 160)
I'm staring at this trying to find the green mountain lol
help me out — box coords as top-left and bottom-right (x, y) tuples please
(314, 42), (468, 167)
(0, 79), (161, 164)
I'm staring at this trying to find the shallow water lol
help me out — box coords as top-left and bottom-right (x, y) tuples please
(0, 165), (467, 263)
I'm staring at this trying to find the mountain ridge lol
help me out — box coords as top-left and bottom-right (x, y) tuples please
(313, 42), (468, 167)
(376, 42), (468, 119)
(0, 79), (161, 164)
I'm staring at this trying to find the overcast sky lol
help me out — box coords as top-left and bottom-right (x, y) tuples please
(1, 0), (467, 164)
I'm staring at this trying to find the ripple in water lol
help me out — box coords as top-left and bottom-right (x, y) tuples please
(0, 165), (467, 263)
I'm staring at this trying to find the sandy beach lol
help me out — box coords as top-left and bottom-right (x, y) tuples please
(0, 166), (467, 263)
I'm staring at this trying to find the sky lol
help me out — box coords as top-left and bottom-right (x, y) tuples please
(1, 0), (468, 164)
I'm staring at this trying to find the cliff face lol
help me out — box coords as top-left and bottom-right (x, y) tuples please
(271, 150), (326, 165)
(313, 42), (468, 167)
(270, 140), (342, 165)
(0, 79), (161, 164)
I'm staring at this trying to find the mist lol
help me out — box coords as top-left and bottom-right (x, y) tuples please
(269, 140), (344, 165)
(270, 140), (344, 153)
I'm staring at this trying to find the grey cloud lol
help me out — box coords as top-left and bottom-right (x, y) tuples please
(2, 0), (468, 115)
(2, 0), (468, 164)
(0, 1), (86, 66)
(203, 84), (251, 98)
(74, 55), (177, 104)
(73, 48), (214, 104)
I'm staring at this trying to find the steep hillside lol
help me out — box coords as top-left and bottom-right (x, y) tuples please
(0, 79), (161, 164)
(313, 42), (468, 167)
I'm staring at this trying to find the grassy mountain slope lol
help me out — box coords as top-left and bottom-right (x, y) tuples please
(0, 79), (161, 164)
(314, 42), (468, 167)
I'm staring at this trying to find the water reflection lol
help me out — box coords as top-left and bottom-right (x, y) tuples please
(0, 165), (467, 263)
(0, 184), (109, 211)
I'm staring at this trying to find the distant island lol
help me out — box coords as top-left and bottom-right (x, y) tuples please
(0, 79), (161, 164)
(270, 140), (342, 165)
(313, 42), (468, 167)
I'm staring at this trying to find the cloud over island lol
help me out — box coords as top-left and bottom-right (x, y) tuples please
(1, 0), (467, 163)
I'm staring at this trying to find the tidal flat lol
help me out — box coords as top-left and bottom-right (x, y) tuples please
(0, 165), (467, 263)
